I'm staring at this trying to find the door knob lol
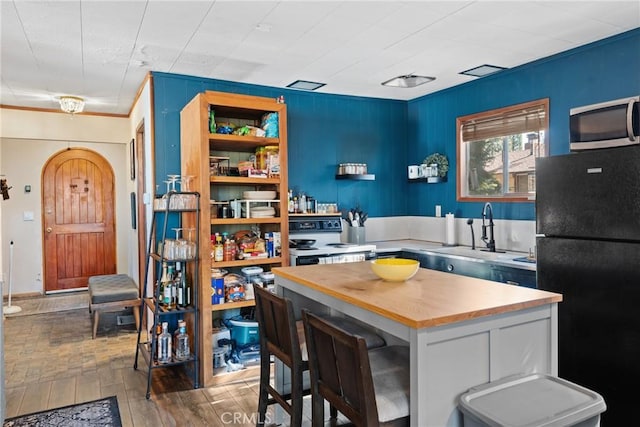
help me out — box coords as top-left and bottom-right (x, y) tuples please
(46, 227), (52, 233)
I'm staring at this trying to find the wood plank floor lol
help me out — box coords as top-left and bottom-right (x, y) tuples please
(4, 308), (307, 426)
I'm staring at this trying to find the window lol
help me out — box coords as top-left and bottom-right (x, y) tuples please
(457, 98), (548, 201)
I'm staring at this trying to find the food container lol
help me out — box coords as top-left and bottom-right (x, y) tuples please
(223, 273), (246, 302)
(227, 318), (259, 347)
(241, 266), (264, 300)
(458, 373), (606, 427)
(210, 268), (227, 304)
(213, 347), (227, 368)
(259, 272), (275, 291)
(265, 145), (280, 176)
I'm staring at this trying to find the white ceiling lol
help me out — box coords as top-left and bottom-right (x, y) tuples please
(1, 1), (639, 115)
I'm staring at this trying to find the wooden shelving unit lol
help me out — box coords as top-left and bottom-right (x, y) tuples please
(180, 90), (289, 387)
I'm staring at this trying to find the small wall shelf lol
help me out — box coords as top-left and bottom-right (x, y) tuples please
(408, 176), (447, 183)
(336, 174), (375, 181)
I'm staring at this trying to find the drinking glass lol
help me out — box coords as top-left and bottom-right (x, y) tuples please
(185, 228), (197, 259)
(167, 175), (180, 209)
(173, 228), (187, 259)
(181, 175), (195, 209)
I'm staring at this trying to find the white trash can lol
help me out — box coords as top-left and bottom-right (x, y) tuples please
(458, 373), (606, 427)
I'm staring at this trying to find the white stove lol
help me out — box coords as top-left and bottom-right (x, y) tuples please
(289, 215), (377, 266)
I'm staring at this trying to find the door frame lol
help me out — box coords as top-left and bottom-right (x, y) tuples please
(135, 121), (147, 293)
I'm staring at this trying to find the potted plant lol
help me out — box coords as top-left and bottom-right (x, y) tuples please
(423, 152), (449, 179)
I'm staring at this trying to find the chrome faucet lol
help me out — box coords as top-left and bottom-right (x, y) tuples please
(481, 202), (496, 252)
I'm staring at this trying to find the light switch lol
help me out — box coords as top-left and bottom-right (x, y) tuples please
(23, 211), (34, 221)
(24, 185), (31, 193)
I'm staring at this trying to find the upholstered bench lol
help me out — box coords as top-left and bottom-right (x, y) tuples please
(88, 274), (141, 339)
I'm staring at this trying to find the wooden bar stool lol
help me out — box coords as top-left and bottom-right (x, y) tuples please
(302, 309), (410, 427)
(254, 285), (387, 427)
(254, 284), (309, 427)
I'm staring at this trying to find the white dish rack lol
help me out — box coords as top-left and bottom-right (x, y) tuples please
(241, 199), (279, 218)
(210, 199), (280, 218)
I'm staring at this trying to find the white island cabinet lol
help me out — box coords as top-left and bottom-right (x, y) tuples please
(272, 262), (562, 427)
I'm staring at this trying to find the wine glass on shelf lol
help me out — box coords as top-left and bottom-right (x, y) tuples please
(185, 228), (196, 259)
(167, 175), (180, 209)
(181, 175), (195, 209)
(173, 227), (186, 259)
(167, 174), (181, 191)
(156, 180), (171, 210)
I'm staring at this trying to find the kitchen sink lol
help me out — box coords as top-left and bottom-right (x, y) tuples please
(430, 246), (515, 261)
(401, 246), (537, 288)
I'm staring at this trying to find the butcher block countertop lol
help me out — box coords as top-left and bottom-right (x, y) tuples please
(273, 261), (562, 329)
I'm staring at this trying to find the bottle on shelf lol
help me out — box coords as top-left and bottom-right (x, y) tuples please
(175, 262), (185, 308)
(164, 264), (176, 310)
(184, 268), (192, 307)
(157, 322), (172, 364)
(213, 234), (224, 262)
(209, 105), (216, 134)
(288, 189), (294, 213)
(300, 193), (307, 213)
(159, 262), (170, 309)
(223, 238), (237, 261)
(175, 320), (190, 361)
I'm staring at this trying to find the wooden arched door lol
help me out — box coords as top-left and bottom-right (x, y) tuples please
(42, 148), (116, 293)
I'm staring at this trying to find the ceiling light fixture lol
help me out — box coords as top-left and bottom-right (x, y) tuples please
(381, 74), (436, 88)
(459, 64), (507, 78)
(286, 80), (326, 91)
(58, 96), (85, 114)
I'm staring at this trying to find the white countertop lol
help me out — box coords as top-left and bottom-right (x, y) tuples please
(371, 239), (536, 271)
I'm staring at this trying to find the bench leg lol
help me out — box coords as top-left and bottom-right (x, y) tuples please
(93, 311), (99, 339)
(133, 305), (140, 332)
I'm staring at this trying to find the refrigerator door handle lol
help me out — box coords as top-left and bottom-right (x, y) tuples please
(627, 98), (637, 142)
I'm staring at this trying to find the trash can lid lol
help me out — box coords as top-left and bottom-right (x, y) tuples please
(458, 374), (606, 427)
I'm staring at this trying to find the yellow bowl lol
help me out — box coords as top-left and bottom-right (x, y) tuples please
(370, 258), (420, 282)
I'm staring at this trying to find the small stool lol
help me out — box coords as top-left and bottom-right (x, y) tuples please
(88, 274), (141, 339)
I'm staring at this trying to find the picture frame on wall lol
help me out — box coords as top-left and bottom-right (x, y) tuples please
(129, 138), (135, 180)
(130, 192), (136, 230)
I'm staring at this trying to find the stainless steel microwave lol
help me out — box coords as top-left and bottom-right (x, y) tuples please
(570, 96), (639, 151)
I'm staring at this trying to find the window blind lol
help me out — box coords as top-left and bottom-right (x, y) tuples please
(461, 103), (546, 142)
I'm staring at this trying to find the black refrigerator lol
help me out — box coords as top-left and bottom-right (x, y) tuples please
(536, 145), (640, 425)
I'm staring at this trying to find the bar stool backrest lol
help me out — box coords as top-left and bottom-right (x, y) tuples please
(302, 309), (380, 427)
(254, 285), (309, 427)
(254, 284), (302, 366)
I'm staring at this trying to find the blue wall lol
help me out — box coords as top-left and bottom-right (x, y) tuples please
(153, 28), (639, 221)
(152, 74), (407, 217)
(407, 28), (640, 221)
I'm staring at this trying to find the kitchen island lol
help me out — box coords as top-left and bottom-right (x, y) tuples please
(272, 261), (562, 427)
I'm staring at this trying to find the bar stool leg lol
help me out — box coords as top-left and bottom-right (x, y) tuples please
(257, 347), (271, 426)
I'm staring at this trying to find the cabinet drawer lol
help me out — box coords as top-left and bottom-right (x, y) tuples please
(491, 266), (537, 288)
